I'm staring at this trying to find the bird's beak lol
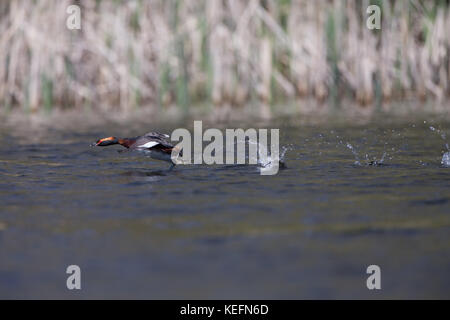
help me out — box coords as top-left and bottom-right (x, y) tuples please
(90, 139), (100, 147)
(91, 137), (117, 147)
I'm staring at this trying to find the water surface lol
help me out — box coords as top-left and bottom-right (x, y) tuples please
(0, 115), (449, 298)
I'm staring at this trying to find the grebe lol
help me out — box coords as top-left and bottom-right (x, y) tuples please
(92, 132), (179, 168)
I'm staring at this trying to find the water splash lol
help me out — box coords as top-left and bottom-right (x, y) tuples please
(346, 143), (387, 166)
(238, 138), (289, 173)
(429, 126), (450, 164)
(442, 152), (450, 167)
(368, 152), (387, 166)
(346, 143), (361, 165)
(258, 145), (289, 172)
(429, 126), (448, 147)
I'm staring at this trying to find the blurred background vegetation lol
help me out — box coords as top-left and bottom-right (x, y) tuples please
(0, 0), (449, 116)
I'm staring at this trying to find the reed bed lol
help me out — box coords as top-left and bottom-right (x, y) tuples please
(0, 0), (449, 114)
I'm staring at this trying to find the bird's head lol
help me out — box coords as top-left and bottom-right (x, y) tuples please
(91, 136), (119, 147)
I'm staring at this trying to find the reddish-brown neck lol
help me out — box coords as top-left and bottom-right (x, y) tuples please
(118, 138), (136, 148)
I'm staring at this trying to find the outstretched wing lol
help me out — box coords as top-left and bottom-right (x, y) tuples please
(132, 132), (174, 153)
(144, 132), (170, 139)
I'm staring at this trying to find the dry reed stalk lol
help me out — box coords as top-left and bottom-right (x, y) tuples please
(0, 0), (449, 114)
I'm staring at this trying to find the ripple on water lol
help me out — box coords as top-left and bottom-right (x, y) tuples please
(2, 118), (450, 299)
(410, 197), (449, 206)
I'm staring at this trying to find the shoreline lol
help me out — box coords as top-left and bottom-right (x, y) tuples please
(1, 99), (450, 133)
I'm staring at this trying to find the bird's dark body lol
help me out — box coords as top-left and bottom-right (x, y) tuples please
(123, 132), (174, 152)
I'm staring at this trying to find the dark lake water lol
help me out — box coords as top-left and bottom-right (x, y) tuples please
(0, 113), (449, 299)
